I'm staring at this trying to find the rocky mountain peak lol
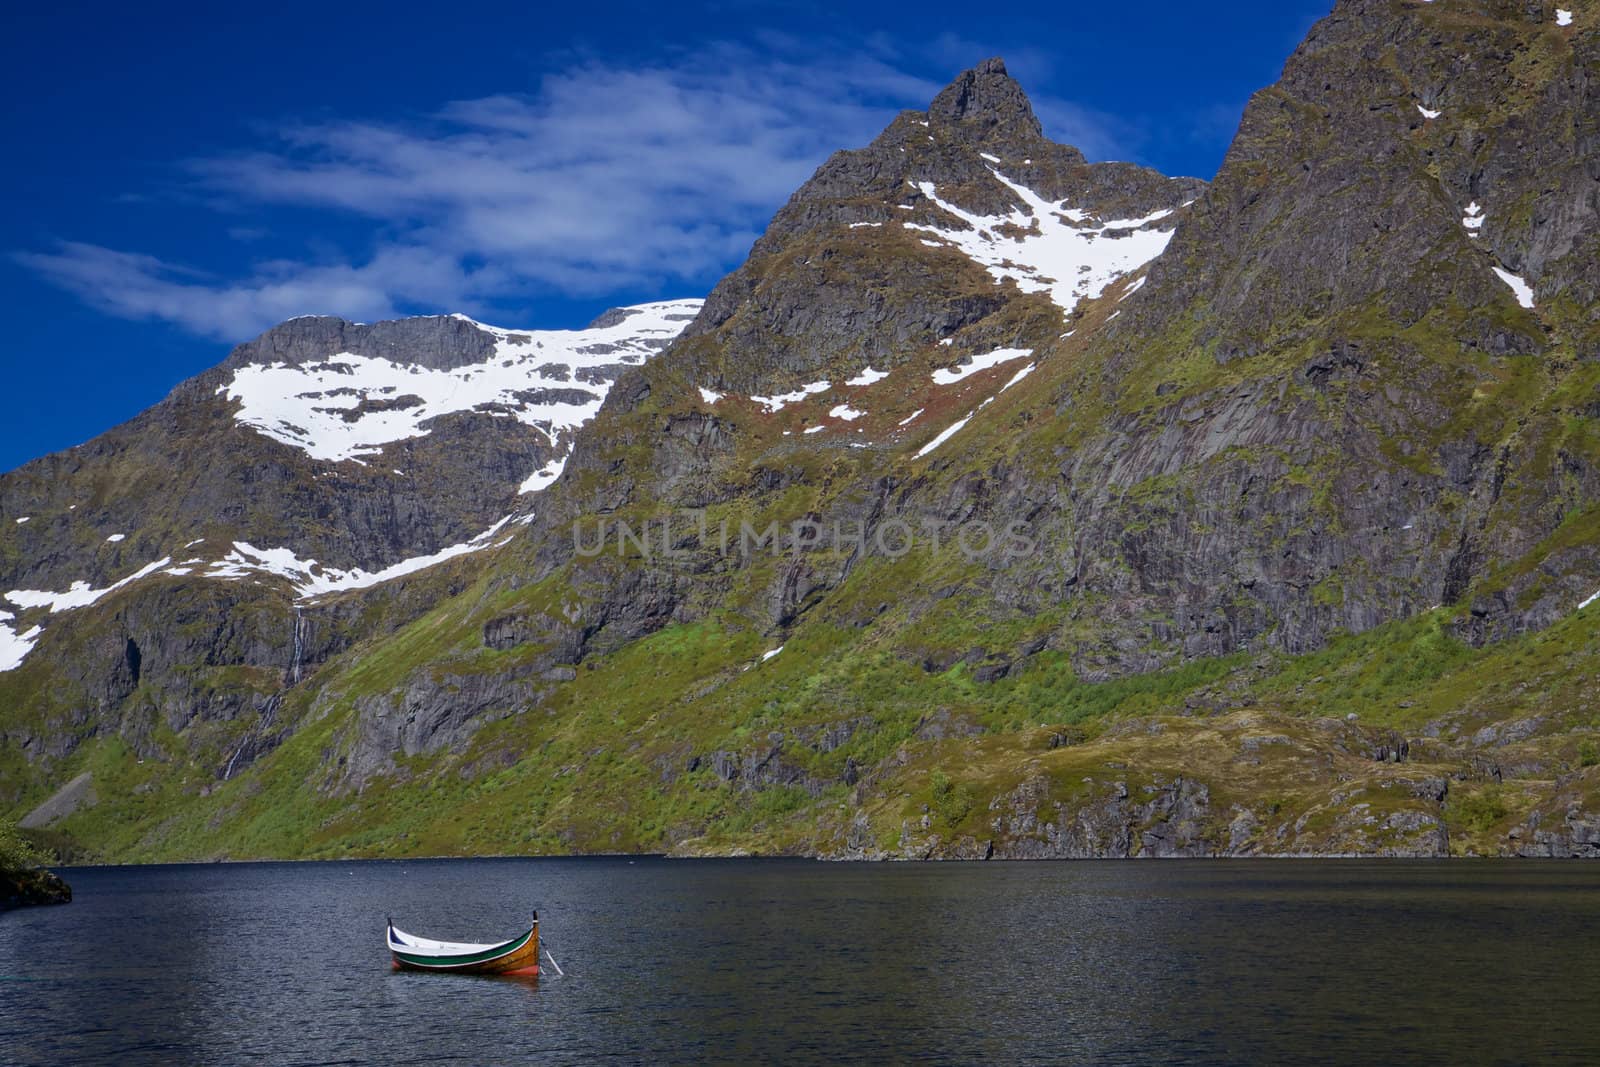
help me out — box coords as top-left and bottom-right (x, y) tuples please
(927, 56), (1044, 146)
(674, 57), (1190, 392)
(220, 313), (499, 374)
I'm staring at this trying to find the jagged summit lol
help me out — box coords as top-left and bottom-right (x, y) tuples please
(679, 57), (1197, 389)
(927, 56), (1045, 146)
(221, 312), (499, 373)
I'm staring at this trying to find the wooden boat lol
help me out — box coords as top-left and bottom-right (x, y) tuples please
(387, 913), (540, 976)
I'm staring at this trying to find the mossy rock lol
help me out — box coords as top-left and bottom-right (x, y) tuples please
(1, 867), (72, 910)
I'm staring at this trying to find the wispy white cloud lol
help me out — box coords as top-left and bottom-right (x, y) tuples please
(16, 242), (482, 341)
(16, 41), (1136, 342)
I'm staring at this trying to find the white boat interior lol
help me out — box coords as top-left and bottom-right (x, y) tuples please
(387, 925), (508, 955)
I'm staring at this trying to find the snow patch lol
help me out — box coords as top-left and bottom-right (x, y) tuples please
(829, 404), (865, 421)
(1417, 105), (1441, 119)
(106, 534), (125, 543)
(1580, 588), (1600, 611)
(897, 409), (924, 427)
(848, 222), (882, 229)
(519, 464), (563, 495)
(1557, 9), (1573, 26)
(915, 412), (976, 458)
(698, 387), (724, 404)
(14, 517), (27, 525)
(762, 646), (784, 662)
(845, 367), (888, 387)
(1492, 267), (1536, 309)
(904, 168), (1179, 315)
(751, 381), (830, 413)
(8, 557), (174, 615)
(205, 516), (516, 601)
(999, 364), (1036, 392)
(1462, 201), (1485, 234)
(932, 347), (1032, 386)
(223, 298), (700, 464)
(0, 610), (42, 673)
(803, 425), (826, 435)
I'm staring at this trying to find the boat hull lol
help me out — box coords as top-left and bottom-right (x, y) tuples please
(389, 923), (540, 976)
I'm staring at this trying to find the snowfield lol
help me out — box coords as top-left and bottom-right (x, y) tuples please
(203, 516), (516, 599)
(904, 168), (1181, 316)
(0, 513), (528, 673)
(8, 558), (174, 614)
(6, 513), (526, 613)
(222, 300), (702, 477)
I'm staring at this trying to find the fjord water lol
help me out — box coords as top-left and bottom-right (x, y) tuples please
(2, 860), (1597, 1065)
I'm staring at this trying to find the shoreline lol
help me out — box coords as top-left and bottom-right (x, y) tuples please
(39, 850), (1598, 873)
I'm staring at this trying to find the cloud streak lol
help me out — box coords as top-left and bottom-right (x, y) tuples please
(16, 242), (494, 341)
(17, 42), (1132, 341)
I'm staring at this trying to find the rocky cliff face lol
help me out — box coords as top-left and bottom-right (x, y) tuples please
(1080, 0), (1600, 658)
(4, 6), (1600, 864)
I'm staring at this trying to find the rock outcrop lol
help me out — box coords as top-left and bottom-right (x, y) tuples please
(1, 866), (72, 909)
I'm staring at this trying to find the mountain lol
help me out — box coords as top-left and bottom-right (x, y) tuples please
(5, 4), (1600, 862)
(0, 301), (699, 787)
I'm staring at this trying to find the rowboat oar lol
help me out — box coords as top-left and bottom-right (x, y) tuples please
(542, 947), (566, 977)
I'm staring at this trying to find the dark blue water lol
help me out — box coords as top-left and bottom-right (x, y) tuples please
(1, 859), (1598, 1065)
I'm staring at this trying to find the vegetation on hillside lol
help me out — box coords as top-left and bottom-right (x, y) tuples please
(0, 817), (44, 876)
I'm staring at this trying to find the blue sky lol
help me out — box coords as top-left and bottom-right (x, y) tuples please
(0, 0), (1329, 471)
